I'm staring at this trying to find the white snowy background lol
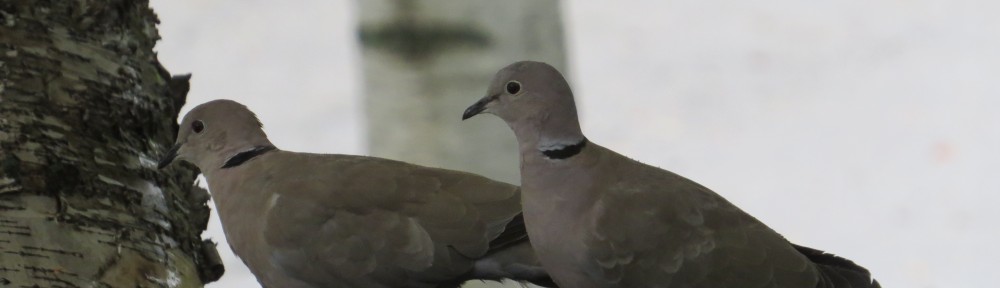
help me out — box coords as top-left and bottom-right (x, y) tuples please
(150, 1), (1000, 287)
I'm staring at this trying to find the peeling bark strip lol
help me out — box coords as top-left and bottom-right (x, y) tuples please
(0, 0), (222, 287)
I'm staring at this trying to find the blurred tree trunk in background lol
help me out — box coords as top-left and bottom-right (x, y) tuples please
(358, 0), (567, 287)
(358, 0), (568, 186)
(0, 0), (222, 286)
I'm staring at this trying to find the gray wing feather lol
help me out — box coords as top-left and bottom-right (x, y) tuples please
(260, 152), (523, 287)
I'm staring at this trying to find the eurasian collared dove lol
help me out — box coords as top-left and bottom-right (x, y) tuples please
(158, 99), (556, 288)
(462, 61), (880, 288)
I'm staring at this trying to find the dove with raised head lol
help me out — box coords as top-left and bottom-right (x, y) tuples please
(462, 61), (879, 288)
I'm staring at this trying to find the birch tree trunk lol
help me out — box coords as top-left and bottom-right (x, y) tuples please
(0, 0), (222, 286)
(358, 1), (567, 287)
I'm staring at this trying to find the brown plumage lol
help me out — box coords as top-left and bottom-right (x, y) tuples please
(159, 99), (555, 288)
(463, 61), (879, 288)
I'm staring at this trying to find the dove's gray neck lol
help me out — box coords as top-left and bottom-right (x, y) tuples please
(540, 138), (587, 159)
(200, 133), (274, 174)
(222, 145), (277, 168)
(510, 113), (586, 160)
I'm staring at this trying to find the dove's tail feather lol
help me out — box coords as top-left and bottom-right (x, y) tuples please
(486, 213), (529, 255)
(458, 213), (558, 287)
(793, 244), (880, 288)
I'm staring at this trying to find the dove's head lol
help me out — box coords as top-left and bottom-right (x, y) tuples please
(158, 99), (274, 172)
(463, 61), (584, 152)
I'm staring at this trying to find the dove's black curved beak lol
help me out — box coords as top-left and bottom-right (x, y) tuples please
(462, 94), (498, 120)
(157, 144), (180, 169)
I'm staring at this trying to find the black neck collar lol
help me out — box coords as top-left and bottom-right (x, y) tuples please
(222, 145), (276, 169)
(540, 138), (587, 160)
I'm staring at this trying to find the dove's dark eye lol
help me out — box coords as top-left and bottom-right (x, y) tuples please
(192, 120), (205, 133)
(506, 81), (521, 94)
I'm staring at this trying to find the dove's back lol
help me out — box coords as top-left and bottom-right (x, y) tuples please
(520, 142), (878, 288)
(207, 150), (552, 288)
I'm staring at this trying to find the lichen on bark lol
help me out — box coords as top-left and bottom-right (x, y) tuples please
(0, 0), (222, 286)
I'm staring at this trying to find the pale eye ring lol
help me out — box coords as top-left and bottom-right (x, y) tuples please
(192, 120), (205, 133)
(505, 81), (521, 94)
